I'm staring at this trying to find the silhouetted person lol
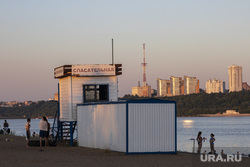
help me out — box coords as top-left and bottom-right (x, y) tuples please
(196, 131), (203, 154)
(210, 133), (215, 154)
(39, 117), (48, 151)
(25, 118), (31, 148)
(3, 120), (10, 134)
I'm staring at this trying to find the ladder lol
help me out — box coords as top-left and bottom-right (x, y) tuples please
(58, 121), (77, 146)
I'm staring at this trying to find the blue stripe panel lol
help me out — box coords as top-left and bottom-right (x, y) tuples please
(58, 83), (60, 117)
(77, 98), (176, 106)
(175, 101), (177, 154)
(77, 101), (127, 106)
(70, 122), (73, 146)
(126, 98), (175, 104)
(126, 102), (129, 154)
(127, 151), (177, 155)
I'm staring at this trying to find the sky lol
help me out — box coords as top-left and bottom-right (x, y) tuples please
(1, 0), (250, 101)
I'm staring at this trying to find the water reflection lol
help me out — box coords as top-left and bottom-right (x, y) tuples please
(182, 120), (194, 128)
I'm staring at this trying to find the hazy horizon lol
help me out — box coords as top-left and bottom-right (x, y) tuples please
(1, 0), (250, 101)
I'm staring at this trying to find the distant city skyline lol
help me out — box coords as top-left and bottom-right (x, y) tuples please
(1, 1), (250, 101)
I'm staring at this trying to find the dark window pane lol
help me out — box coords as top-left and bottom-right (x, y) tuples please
(84, 84), (108, 102)
(99, 85), (108, 100)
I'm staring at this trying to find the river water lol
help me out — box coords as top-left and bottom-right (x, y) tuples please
(178, 117), (250, 154)
(1, 117), (250, 154)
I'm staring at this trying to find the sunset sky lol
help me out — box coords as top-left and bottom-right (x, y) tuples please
(1, 0), (250, 101)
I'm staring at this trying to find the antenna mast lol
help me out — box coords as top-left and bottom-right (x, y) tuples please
(142, 43), (147, 86)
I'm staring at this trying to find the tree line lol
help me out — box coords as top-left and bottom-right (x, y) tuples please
(1, 91), (250, 118)
(0, 101), (57, 119)
(122, 91), (250, 116)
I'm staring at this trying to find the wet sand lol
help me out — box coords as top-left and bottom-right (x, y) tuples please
(0, 135), (249, 167)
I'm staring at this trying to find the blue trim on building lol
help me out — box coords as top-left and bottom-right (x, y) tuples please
(175, 101), (177, 154)
(58, 83), (60, 118)
(126, 98), (176, 104)
(59, 122), (63, 142)
(57, 83), (60, 143)
(77, 98), (177, 154)
(126, 151), (176, 155)
(57, 83), (62, 142)
(77, 101), (126, 106)
(70, 122), (73, 146)
(77, 98), (176, 106)
(126, 102), (129, 154)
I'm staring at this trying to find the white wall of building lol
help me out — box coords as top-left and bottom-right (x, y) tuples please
(128, 103), (176, 153)
(59, 76), (118, 121)
(77, 103), (127, 152)
(76, 100), (176, 154)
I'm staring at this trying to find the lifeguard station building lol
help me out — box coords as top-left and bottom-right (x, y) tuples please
(54, 64), (176, 154)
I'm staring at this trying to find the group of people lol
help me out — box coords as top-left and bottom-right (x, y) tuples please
(25, 117), (50, 150)
(196, 131), (216, 154)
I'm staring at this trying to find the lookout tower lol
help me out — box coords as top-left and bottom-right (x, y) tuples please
(53, 64), (122, 145)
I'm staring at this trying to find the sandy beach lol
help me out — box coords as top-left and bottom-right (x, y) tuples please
(0, 135), (249, 167)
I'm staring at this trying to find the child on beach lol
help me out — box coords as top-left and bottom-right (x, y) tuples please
(209, 133), (215, 154)
(25, 118), (31, 148)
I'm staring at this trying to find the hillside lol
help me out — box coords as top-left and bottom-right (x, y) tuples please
(0, 101), (57, 119)
(1, 91), (250, 118)
(122, 91), (250, 116)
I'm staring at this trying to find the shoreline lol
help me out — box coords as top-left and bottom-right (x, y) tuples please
(196, 114), (250, 117)
(2, 115), (250, 119)
(0, 116), (54, 119)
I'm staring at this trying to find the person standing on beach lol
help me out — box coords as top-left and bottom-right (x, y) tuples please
(3, 120), (10, 134)
(210, 133), (216, 154)
(39, 117), (48, 151)
(196, 131), (203, 154)
(45, 117), (50, 146)
(25, 118), (31, 148)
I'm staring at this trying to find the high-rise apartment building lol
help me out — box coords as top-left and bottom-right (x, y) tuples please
(157, 78), (171, 96)
(228, 65), (242, 92)
(157, 76), (199, 96)
(170, 76), (184, 96)
(206, 79), (225, 94)
(183, 76), (200, 95)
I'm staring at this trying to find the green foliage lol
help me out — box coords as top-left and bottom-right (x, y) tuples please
(121, 91), (250, 116)
(0, 101), (57, 119)
(2, 91), (250, 118)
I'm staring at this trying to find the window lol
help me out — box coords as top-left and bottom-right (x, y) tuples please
(83, 85), (109, 102)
